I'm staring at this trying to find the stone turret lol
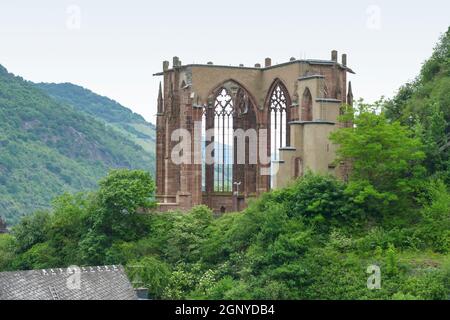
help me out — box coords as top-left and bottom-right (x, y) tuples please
(347, 81), (353, 106)
(157, 82), (163, 114)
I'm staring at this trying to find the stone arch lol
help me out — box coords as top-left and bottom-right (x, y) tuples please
(264, 78), (292, 112)
(202, 80), (259, 197)
(301, 87), (313, 121)
(265, 79), (292, 158)
(264, 79), (292, 188)
(206, 79), (260, 122)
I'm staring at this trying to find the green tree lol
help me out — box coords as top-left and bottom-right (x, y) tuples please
(0, 234), (16, 271)
(383, 27), (450, 184)
(79, 169), (156, 264)
(12, 211), (51, 253)
(126, 256), (171, 299)
(283, 173), (362, 225)
(165, 205), (213, 262)
(330, 102), (425, 214)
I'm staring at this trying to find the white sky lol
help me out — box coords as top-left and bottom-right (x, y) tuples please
(0, 0), (449, 123)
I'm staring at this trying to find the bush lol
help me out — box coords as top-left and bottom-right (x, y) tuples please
(0, 234), (16, 271)
(126, 256), (171, 299)
(284, 173), (362, 224)
(415, 180), (450, 253)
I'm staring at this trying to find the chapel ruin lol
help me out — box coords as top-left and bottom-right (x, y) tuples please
(154, 51), (354, 213)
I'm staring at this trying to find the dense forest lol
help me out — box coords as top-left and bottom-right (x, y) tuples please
(0, 28), (448, 300)
(0, 67), (154, 225)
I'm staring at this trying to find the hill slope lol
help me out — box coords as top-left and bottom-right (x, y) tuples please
(0, 65), (153, 225)
(35, 83), (156, 156)
(385, 27), (450, 183)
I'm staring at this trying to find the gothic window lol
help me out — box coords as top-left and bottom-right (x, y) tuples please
(213, 88), (234, 192)
(269, 84), (288, 161)
(202, 84), (257, 195)
(301, 88), (313, 121)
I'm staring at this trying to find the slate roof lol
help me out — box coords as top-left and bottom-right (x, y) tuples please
(0, 265), (138, 300)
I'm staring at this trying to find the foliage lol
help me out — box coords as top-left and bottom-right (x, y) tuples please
(0, 234), (15, 271)
(126, 256), (171, 299)
(1, 28), (449, 301)
(79, 169), (156, 265)
(383, 27), (450, 184)
(330, 102), (426, 216)
(414, 180), (450, 253)
(1, 168), (448, 300)
(0, 66), (154, 225)
(11, 211), (51, 253)
(3, 169), (156, 269)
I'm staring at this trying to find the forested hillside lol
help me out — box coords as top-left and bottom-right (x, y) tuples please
(384, 27), (450, 185)
(35, 83), (156, 156)
(0, 28), (448, 300)
(0, 66), (153, 225)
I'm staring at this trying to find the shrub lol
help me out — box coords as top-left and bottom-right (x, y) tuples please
(126, 256), (171, 299)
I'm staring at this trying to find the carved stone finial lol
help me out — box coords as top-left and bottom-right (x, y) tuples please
(331, 50), (338, 62)
(347, 81), (353, 106)
(173, 56), (180, 67)
(157, 82), (164, 113)
(163, 61), (169, 71)
(342, 54), (347, 66)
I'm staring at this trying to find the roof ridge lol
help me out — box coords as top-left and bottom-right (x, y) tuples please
(39, 265), (123, 275)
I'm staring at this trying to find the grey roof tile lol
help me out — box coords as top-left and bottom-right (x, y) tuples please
(0, 265), (138, 300)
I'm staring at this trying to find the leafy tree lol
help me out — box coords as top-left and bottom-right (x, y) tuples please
(0, 234), (16, 271)
(79, 169), (156, 264)
(12, 242), (59, 270)
(126, 256), (171, 299)
(383, 27), (450, 184)
(330, 102), (426, 214)
(281, 173), (363, 225)
(165, 205), (213, 262)
(415, 180), (450, 253)
(46, 193), (89, 266)
(11, 211), (51, 253)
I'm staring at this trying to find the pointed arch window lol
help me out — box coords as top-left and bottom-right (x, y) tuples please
(212, 88), (234, 192)
(202, 83), (258, 195)
(269, 84), (288, 161)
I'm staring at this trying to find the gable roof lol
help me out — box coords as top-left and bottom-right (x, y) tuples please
(0, 265), (138, 300)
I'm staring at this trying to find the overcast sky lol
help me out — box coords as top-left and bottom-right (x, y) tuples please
(0, 0), (448, 123)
